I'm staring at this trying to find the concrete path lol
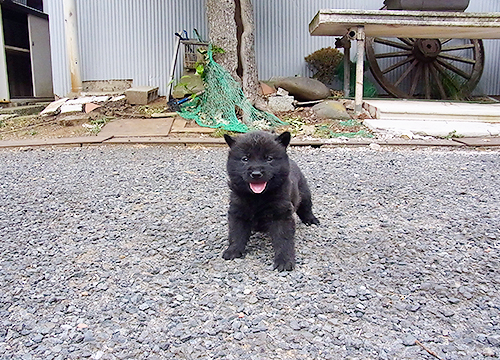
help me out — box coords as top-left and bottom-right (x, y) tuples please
(364, 100), (500, 138)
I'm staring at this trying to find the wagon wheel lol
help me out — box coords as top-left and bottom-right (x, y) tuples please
(366, 37), (485, 99)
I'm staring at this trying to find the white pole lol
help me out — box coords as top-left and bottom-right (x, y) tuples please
(166, 36), (181, 99)
(355, 26), (365, 114)
(63, 0), (82, 95)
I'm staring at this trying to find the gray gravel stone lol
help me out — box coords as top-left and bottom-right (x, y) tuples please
(0, 145), (499, 359)
(402, 335), (417, 346)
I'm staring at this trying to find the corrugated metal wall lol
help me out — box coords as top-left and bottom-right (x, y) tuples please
(466, 1), (500, 95)
(254, 0), (380, 79)
(44, 0), (500, 97)
(44, 0), (208, 97)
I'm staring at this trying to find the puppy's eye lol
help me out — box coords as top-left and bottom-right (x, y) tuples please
(266, 155), (273, 162)
(241, 156), (249, 162)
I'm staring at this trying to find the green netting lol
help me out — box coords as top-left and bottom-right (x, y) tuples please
(177, 47), (285, 133)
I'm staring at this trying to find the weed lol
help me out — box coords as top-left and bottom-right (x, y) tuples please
(444, 130), (464, 139)
(210, 128), (238, 138)
(137, 106), (167, 116)
(305, 47), (343, 84)
(314, 124), (373, 138)
(84, 116), (112, 135)
(282, 116), (305, 136)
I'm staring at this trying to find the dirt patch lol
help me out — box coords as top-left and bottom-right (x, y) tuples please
(0, 97), (373, 141)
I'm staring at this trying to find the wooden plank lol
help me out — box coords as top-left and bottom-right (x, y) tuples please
(453, 137), (500, 146)
(99, 118), (174, 137)
(310, 10), (500, 39)
(0, 136), (112, 148)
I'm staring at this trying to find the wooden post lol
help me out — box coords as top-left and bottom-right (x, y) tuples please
(355, 26), (365, 114)
(63, 0), (82, 95)
(343, 43), (351, 98)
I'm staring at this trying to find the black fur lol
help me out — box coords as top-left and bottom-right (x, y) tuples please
(222, 131), (319, 271)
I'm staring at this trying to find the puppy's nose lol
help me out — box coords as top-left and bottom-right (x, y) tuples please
(250, 170), (263, 179)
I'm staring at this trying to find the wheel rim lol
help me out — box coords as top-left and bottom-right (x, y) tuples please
(366, 37), (484, 99)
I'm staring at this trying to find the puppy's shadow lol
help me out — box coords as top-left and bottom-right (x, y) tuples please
(245, 232), (273, 256)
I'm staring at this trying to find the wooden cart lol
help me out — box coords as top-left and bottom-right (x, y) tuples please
(309, 9), (500, 112)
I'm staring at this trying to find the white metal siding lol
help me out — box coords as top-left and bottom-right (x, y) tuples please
(254, 0), (380, 79)
(45, 0), (208, 97)
(45, 0), (500, 97)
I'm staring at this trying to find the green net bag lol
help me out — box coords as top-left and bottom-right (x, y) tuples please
(177, 47), (285, 133)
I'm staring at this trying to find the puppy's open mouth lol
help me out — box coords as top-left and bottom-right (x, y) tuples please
(249, 182), (267, 194)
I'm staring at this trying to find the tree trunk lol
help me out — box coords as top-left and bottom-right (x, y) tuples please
(206, 0), (260, 105)
(206, 0), (239, 81)
(239, 0), (260, 105)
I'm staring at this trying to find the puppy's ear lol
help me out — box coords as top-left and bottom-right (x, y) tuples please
(224, 134), (236, 148)
(276, 131), (291, 147)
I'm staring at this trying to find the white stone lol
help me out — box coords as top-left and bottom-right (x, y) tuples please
(267, 95), (294, 112)
(276, 87), (289, 96)
(110, 95), (126, 102)
(40, 98), (69, 116)
(66, 97), (95, 105)
(60, 103), (83, 114)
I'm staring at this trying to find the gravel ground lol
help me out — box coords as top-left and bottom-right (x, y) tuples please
(0, 144), (499, 360)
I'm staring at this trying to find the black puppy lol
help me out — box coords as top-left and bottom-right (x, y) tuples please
(222, 131), (319, 271)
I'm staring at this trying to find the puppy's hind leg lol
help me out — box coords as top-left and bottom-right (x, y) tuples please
(296, 188), (320, 226)
(269, 219), (296, 271)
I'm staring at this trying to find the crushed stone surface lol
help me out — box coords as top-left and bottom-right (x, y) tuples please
(0, 145), (499, 359)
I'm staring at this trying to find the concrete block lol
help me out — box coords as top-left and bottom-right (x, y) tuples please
(125, 86), (159, 105)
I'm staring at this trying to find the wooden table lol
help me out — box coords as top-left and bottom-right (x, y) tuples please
(309, 10), (500, 113)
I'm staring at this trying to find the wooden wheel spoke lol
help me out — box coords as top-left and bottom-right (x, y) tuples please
(374, 38), (412, 50)
(382, 56), (415, 74)
(436, 59), (471, 80)
(375, 50), (413, 58)
(424, 64), (431, 99)
(409, 63), (421, 97)
(429, 63), (447, 98)
(398, 38), (414, 47)
(438, 53), (476, 64)
(394, 59), (418, 87)
(441, 44), (475, 52)
(433, 63), (460, 91)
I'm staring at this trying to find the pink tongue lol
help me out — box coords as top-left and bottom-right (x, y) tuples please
(250, 182), (267, 194)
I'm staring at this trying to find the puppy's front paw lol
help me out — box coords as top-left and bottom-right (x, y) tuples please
(273, 257), (295, 272)
(302, 215), (320, 226)
(222, 246), (244, 260)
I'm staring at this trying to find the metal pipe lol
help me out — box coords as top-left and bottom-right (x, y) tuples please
(63, 0), (82, 95)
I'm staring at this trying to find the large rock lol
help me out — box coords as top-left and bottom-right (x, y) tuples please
(271, 77), (330, 101)
(312, 100), (351, 120)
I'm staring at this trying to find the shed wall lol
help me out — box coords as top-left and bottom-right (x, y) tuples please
(44, 0), (500, 97)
